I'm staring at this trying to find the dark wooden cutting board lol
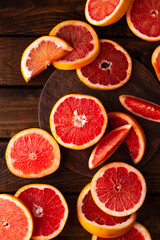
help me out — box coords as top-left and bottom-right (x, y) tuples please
(38, 59), (160, 177)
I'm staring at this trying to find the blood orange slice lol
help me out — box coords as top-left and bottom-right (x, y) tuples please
(77, 183), (136, 238)
(50, 94), (108, 150)
(152, 45), (160, 82)
(126, 0), (160, 41)
(0, 194), (33, 240)
(89, 124), (132, 169)
(21, 36), (72, 82)
(5, 128), (60, 178)
(119, 95), (160, 123)
(49, 20), (100, 70)
(108, 112), (146, 164)
(15, 184), (68, 240)
(77, 39), (132, 90)
(91, 162), (147, 217)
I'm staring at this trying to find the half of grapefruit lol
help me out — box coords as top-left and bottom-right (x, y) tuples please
(152, 45), (160, 81)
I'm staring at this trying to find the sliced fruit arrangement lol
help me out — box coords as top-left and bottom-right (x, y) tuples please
(77, 183), (136, 238)
(119, 95), (160, 123)
(89, 124), (132, 169)
(108, 112), (146, 164)
(21, 36), (72, 82)
(85, 0), (132, 26)
(152, 45), (160, 82)
(77, 39), (132, 90)
(15, 184), (68, 240)
(50, 94), (108, 150)
(5, 128), (60, 178)
(49, 20), (100, 69)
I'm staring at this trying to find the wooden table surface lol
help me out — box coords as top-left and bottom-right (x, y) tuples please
(0, 1), (160, 239)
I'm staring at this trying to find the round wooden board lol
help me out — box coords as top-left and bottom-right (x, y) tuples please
(38, 59), (160, 177)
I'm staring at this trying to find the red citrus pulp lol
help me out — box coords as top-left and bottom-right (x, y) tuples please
(152, 45), (160, 81)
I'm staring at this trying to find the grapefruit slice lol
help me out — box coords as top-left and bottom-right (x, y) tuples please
(126, 0), (160, 41)
(49, 20), (100, 70)
(119, 95), (160, 123)
(152, 45), (160, 82)
(77, 183), (136, 238)
(21, 36), (72, 82)
(85, 0), (132, 26)
(77, 39), (132, 90)
(108, 112), (146, 164)
(50, 94), (108, 150)
(89, 124), (132, 169)
(15, 184), (68, 240)
(91, 162), (147, 217)
(5, 128), (60, 178)
(0, 194), (33, 240)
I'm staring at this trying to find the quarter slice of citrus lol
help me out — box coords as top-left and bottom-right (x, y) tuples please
(152, 45), (160, 81)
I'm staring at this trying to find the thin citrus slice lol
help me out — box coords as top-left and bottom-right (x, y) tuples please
(15, 184), (68, 240)
(49, 20), (100, 70)
(85, 0), (132, 27)
(126, 0), (160, 41)
(89, 124), (132, 169)
(91, 162), (147, 217)
(50, 94), (108, 150)
(119, 95), (160, 123)
(21, 36), (72, 82)
(108, 112), (146, 164)
(77, 183), (136, 238)
(77, 39), (132, 90)
(6, 128), (60, 178)
(152, 45), (160, 81)
(0, 194), (33, 240)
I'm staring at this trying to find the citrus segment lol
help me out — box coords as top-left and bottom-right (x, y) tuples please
(152, 45), (160, 81)
(6, 128), (60, 178)
(49, 20), (100, 69)
(77, 40), (132, 90)
(50, 94), (108, 150)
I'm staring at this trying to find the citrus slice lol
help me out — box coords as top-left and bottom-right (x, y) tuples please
(77, 39), (132, 90)
(92, 222), (152, 240)
(126, 0), (160, 41)
(119, 95), (160, 123)
(15, 184), (68, 240)
(108, 112), (146, 164)
(91, 162), (147, 217)
(152, 45), (160, 81)
(21, 36), (72, 82)
(89, 124), (132, 169)
(50, 94), (108, 150)
(77, 183), (136, 238)
(85, 0), (132, 26)
(49, 20), (100, 70)
(5, 128), (60, 178)
(0, 194), (33, 240)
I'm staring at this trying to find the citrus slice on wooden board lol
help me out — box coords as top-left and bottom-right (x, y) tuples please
(50, 94), (108, 150)
(21, 36), (72, 82)
(0, 194), (33, 240)
(77, 183), (136, 238)
(5, 128), (60, 178)
(91, 162), (147, 217)
(15, 184), (68, 240)
(108, 112), (146, 164)
(77, 39), (132, 90)
(126, 0), (160, 41)
(89, 124), (132, 169)
(152, 45), (160, 81)
(85, 0), (132, 26)
(49, 20), (100, 69)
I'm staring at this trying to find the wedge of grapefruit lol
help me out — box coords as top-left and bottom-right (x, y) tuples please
(119, 95), (160, 123)
(152, 45), (160, 82)
(89, 124), (132, 169)
(91, 162), (147, 217)
(49, 20), (100, 69)
(108, 112), (146, 164)
(50, 94), (108, 150)
(0, 194), (33, 240)
(77, 39), (132, 90)
(21, 36), (72, 82)
(85, 0), (132, 26)
(77, 183), (136, 238)
(15, 184), (68, 240)
(5, 128), (60, 178)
